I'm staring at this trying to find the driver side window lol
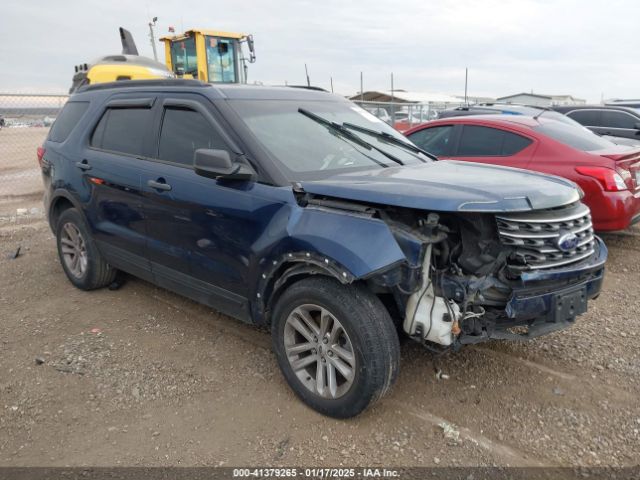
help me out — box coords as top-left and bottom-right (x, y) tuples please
(157, 107), (227, 166)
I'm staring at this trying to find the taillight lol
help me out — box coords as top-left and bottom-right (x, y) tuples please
(575, 166), (628, 191)
(36, 146), (46, 167)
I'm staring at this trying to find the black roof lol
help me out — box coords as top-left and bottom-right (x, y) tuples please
(76, 79), (342, 102)
(77, 79), (210, 93)
(552, 104), (640, 115)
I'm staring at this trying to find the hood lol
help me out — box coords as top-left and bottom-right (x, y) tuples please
(300, 160), (580, 212)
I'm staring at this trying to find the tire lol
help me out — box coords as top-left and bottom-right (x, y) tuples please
(55, 208), (116, 290)
(271, 276), (400, 418)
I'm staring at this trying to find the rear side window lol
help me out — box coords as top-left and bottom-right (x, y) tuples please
(48, 101), (89, 143)
(90, 108), (152, 156)
(456, 125), (532, 156)
(567, 110), (600, 126)
(407, 125), (453, 156)
(157, 108), (226, 165)
(502, 132), (533, 155)
(602, 111), (638, 129)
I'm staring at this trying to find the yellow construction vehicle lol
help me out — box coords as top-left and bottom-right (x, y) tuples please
(70, 27), (256, 93)
(160, 29), (255, 83)
(70, 27), (174, 92)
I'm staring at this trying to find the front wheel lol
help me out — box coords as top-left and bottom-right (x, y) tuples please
(271, 277), (400, 418)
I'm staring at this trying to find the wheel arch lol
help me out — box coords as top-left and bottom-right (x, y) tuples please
(48, 190), (84, 232)
(253, 252), (357, 326)
(252, 208), (428, 326)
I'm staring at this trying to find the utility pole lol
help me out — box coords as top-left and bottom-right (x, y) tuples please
(390, 72), (395, 123)
(148, 17), (158, 61)
(360, 72), (364, 101)
(464, 67), (468, 105)
(390, 72), (394, 101)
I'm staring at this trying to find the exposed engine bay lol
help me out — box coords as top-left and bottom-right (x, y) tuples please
(299, 192), (604, 349)
(383, 209), (518, 348)
(384, 202), (599, 348)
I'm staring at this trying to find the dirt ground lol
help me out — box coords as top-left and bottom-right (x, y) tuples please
(0, 127), (48, 207)
(0, 209), (639, 469)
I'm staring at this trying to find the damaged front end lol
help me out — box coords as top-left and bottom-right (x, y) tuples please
(421, 202), (606, 347)
(299, 194), (607, 349)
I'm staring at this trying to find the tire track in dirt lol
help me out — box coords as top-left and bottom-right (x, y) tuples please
(388, 401), (552, 467)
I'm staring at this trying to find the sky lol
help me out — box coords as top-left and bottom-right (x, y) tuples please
(1, 0), (638, 102)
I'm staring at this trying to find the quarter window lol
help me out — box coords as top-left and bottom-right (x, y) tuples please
(90, 108), (152, 156)
(157, 108), (226, 165)
(502, 131), (533, 155)
(48, 101), (89, 143)
(407, 126), (453, 156)
(457, 125), (532, 156)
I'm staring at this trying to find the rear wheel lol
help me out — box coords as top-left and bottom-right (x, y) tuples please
(56, 208), (116, 290)
(272, 276), (400, 418)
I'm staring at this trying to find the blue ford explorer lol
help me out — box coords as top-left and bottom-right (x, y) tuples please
(40, 80), (606, 418)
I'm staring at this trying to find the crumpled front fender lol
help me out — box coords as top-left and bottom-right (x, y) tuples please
(251, 205), (421, 324)
(284, 207), (407, 278)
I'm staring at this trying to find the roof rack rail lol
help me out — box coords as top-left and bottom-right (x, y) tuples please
(285, 85), (329, 92)
(77, 79), (210, 93)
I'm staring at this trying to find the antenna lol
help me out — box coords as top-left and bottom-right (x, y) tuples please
(148, 17), (158, 61)
(330, 77), (334, 93)
(305, 64), (311, 87)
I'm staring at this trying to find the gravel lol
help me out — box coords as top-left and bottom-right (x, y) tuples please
(1, 216), (639, 467)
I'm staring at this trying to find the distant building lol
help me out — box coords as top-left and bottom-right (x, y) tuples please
(454, 95), (497, 105)
(496, 93), (586, 107)
(349, 90), (464, 104)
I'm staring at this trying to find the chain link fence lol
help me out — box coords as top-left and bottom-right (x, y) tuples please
(352, 100), (463, 132)
(0, 93), (68, 214)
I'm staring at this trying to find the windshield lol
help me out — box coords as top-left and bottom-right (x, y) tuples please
(228, 100), (427, 181)
(533, 120), (620, 151)
(205, 36), (238, 83)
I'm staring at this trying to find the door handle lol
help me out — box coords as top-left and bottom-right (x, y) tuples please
(76, 160), (91, 171)
(147, 178), (172, 191)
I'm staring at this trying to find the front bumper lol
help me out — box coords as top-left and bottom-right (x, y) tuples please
(461, 236), (607, 343)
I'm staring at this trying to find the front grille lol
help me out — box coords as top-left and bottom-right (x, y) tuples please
(496, 202), (595, 270)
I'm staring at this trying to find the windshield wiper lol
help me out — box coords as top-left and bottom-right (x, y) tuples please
(298, 108), (405, 166)
(342, 122), (435, 162)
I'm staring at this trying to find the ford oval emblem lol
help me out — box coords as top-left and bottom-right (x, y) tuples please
(557, 232), (579, 252)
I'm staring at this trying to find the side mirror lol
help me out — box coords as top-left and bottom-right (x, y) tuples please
(194, 149), (254, 181)
(634, 122), (640, 131)
(246, 34), (256, 63)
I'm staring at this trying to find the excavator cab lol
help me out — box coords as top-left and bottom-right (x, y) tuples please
(160, 29), (256, 84)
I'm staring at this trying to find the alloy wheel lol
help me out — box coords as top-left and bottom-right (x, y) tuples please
(283, 304), (356, 399)
(60, 222), (88, 279)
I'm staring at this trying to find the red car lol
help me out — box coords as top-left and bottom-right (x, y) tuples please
(404, 115), (640, 231)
